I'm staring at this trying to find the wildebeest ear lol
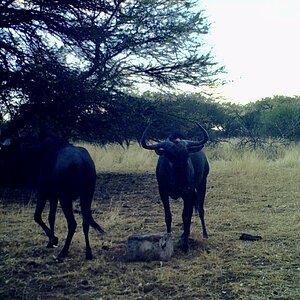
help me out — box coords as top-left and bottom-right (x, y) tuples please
(155, 148), (165, 156)
(0, 138), (11, 149)
(188, 145), (204, 153)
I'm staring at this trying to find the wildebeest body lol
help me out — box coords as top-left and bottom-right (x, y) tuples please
(0, 135), (104, 259)
(141, 123), (209, 252)
(41, 144), (95, 200)
(156, 151), (209, 205)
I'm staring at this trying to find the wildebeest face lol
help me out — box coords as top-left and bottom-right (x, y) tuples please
(141, 122), (208, 194)
(164, 141), (193, 193)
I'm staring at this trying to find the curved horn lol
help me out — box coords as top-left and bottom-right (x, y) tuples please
(140, 124), (169, 150)
(196, 122), (209, 144)
(184, 123), (209, 148)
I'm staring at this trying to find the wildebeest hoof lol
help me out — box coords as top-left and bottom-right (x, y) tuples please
(47, 237), (59, 248)
(181, 243), (189, 253)
(180, 238), (189, 253)
(54, 256), (65, 263)
(85, 247), (93, 260)
(180, 235), (189, 253)
(86, 253), (93, 260)
(57, 250), (68, 260)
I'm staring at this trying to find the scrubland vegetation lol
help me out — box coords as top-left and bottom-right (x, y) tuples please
(84, 139), (300, 173)
(1, 141), (299, 299)
(2, 2), (299, 298)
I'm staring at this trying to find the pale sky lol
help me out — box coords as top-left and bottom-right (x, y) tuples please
(201, 0), (300, 104)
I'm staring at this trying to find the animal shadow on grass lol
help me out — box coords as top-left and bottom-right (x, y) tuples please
(173, 237), (211, 257)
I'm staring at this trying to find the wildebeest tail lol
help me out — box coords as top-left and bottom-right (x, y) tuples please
(87, 213), (105, 234)
(80, 200), (105, 234)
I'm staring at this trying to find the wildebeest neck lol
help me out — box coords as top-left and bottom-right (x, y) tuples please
(0, 135), (69, 188)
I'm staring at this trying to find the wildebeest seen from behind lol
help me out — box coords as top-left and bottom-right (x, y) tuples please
(141, 123), (209, 253)
(0, 134), (105, 260)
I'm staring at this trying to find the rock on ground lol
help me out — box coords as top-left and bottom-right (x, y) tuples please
(126, 232), (173, 261)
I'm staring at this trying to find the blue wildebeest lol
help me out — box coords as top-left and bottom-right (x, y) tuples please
(141, 123), (209, 252)
(0, 134), (104, 259)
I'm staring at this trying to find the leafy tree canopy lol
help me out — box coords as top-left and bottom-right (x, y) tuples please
(0, 0), (221, 140)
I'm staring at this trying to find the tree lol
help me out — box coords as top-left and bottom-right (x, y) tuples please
(224, 96), (300, 146)
(260, 96), (300, 140)
(135, 92), (228, 143)
(0, 0), (221, 140)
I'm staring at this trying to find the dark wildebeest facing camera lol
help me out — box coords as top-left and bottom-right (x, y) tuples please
(141, 123), (209, 253)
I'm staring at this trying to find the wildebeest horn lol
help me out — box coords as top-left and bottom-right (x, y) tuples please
(140, 124), (169, 150)
(184, 123), (209, 149)
(141, 122), (208, 151)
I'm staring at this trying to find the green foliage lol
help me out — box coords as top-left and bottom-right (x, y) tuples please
(0, 0), (221, 141)
(260, 97), (300, 139)
(220, 96), (300, 144)
(130, 92), (227, 142)
(1, 2), (298, 144)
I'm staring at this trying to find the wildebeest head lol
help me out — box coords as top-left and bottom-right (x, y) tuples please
(141, 123), (209, 194)
(0, 135), (66, 188)
(141, 122), (208, 156)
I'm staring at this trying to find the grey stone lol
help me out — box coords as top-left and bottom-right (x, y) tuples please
(126, 232), (173, 261)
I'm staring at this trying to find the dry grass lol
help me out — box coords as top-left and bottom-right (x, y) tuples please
(1, 142), (299, 299)
(80, 143), (157, 173)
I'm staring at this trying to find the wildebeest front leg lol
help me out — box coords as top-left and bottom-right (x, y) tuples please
(181, 199), (193, 253)
(34, 196), (56, 246)
(159, 188), (172, 233)
(47, 198), (59, 248)
(58, 199), (77, 259)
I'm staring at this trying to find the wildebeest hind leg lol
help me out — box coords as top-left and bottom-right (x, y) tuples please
(82, 218), (92, 260)
(47, 198), (59, 248)
(197, 180), (208, 239)
(58, 199), (77, 258)
(34, 196), (55, 245)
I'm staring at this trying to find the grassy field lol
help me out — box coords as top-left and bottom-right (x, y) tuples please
(0, 141), (299, 299)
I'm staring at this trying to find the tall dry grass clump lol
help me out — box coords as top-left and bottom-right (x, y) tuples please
(80, 142), (157, 173)
(80, 139), (300, 174)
